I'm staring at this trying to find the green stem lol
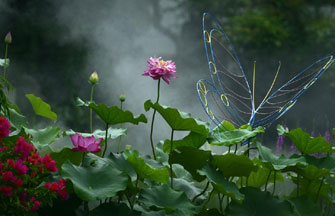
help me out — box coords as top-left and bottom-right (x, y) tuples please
(228, 146), (231, 153)
(297, 173), (300, 197)
(218, 193), (223, 214)
(204, 189), (215, 208)
(89, 84), (95, 133)
(169, 129), (174, 188)
(117, 101), (124, 153)
(316, 177), (325, 202)
(102, 123), (109, 157)
(3, 43), (8, 78)
(81, 152), (86, 166)
(84, 201), (89, 216)
(247, 139), (250, 158)
(234, 144), (238, 154)
(192, 181), (210, 203)
(131, 175), (139, 209)
(264, 170), (272, 192)
(149, 79), (161, 160)
(272, 171), (277, 195)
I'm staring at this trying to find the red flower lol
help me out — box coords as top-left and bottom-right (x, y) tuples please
(6, 159), (14, 168)
(0, 185), (12, 196)
(14, 159), (28, 175)
(41, 154), (58, 172)
(2, 171), (16, 182)
(29, 197), (41, 212)
(14, 137), (34, 160)
(0, 117), (10, 138)
(15, 178), (23, 187)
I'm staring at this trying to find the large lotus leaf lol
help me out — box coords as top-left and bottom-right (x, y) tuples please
(304, 155), (335, 172)
(198, 164), (244, 202)
(77, 98), (147, 125)
(255, 141), (306, 170)
(227, 187), (294, 216)
(169, 146), (211, 182)
(288, 164), (330, 181)
(144, 100), (209, 136)
(247, 158), (284, 188)
(25, 94), (57, 122)
(138, 184), (200, 216)
(284, 128), (332, 154)
(8, 108), (28, 132)
(288, 196), (321, 216)
(61, 155), (128, 201)
(108, 153), (137, 181)
(163, 132), (207, 153)
(173, 178), (203, 200)
(63, 128), (127, 139)
(290, 176), (332, 201)
(23, 126), (61, 150)
(172, 164), (193, 182)
(123, 150), (169, 184)
(50, 147), (82, 169)
(208, 126), (264, 147)
(211, 154), (257, 177)
(91, 203), (141, 216)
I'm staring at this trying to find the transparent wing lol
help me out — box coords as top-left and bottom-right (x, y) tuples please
(199, 13), (253, 129)
(251, 55), (335, 128)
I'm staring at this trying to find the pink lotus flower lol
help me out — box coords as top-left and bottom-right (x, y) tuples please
(70, 133), (102, 153)
(142, 57), (177, 84)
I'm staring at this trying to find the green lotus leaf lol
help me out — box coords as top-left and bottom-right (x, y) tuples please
(163, 132), (207, 153)
(25, 94), (57, 122)
(144, 100), (209, 136)
(198, 164), (244, 202)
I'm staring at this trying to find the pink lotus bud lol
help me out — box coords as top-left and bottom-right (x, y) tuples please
(4, 32), (12, 44)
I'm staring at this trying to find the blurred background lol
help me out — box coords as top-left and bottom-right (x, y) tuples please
(1, 0), (335, 153)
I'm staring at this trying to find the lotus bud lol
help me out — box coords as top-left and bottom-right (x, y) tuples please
(4, 32), (12, 44)
(125, 144), (131, 150)
(120, 94), (126, 102)
(89, 71), (99, 85)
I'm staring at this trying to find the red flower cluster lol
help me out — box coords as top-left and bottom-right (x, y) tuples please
(44, 179), (69, 200)
(0, 117), (68, 213)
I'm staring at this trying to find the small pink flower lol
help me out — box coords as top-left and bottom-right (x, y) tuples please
(29, 197), (41, 212)
(142, 57), (177, 84)
(0, 117), (11, 138)
(70, 133), (102, 153)
(14, 159), (28, 175)
(2, 171), (16, 182)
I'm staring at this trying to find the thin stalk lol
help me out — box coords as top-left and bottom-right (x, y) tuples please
(149, 79), (161, 160)
(3, 43), (8, 78)
(80, 152), (86, 166)
(297, 174), (300, 197)
(192, 181), (210, 202)
(243, 147), (257, 156)
(272, 171), (277, 195)
(247, 139), (250, 158)
(218, 193), (223, 214)
(228, 146), (231, 153)
(234, 144), (238, 154)
(316, 177), (325, 202)
(204, 189), (215, 208)
(117, 101), (124, 153)
(84, 201), (89, 216)
(169, 129), (174, 188)
(131, 175), (139, 209)
(264, 170), (272, 192)
(89, 84), (95, 133)
(102, 123), (109, 157)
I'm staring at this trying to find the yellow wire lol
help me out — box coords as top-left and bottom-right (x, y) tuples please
(252, 61), (256, 110)
(257, 61), (281, 110)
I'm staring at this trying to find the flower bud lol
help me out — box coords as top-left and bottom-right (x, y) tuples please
(125, 144), (131, 150)
(89, 71), (99, 85)
(120, 94), (126, 102)
(4, 32), (12, 44)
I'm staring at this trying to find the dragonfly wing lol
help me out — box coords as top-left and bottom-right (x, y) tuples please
(200, 13), (253, 129)
(252, 55), (335, 128)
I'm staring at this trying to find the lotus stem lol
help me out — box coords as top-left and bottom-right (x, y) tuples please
(272, 171), (277, 195)
(3, 43), (8, 78)
(102, 123), (109, 157)
(89, 84), (95, 133)
(192, 181), (210, 203)
(117, 100), (124, 153)
(149, 79), (161, 160)
(265, 170), (272, 192)
(169, 129), (174, 188)
(316, 177), (325, 202)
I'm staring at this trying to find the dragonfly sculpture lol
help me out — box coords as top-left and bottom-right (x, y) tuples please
(197, 13), (334, 140)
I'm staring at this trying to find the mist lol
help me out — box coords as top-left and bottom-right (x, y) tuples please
(3, 0), (335, 154)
